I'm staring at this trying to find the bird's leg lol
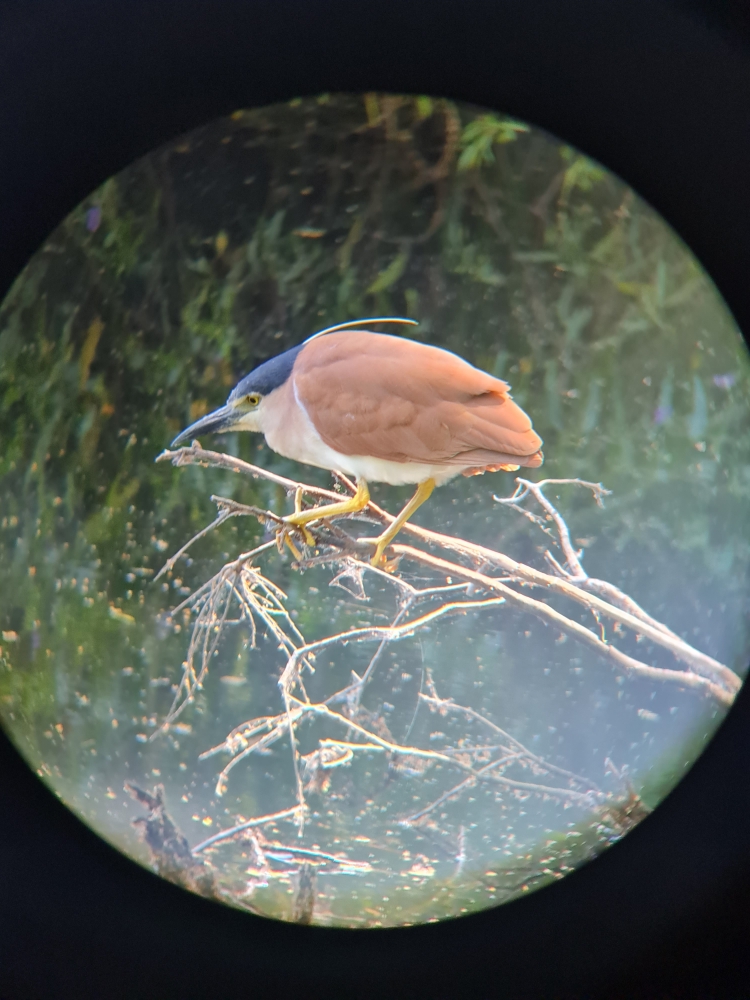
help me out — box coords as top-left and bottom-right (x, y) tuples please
(293, 487), (315, 546)
(368, 478), (435, 567)
(282, 478), (371, 529)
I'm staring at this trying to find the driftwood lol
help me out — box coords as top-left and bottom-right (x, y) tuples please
(146, 443), (737, 914)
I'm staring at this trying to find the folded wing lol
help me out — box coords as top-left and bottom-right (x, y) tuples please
(293, 331), (543, 468)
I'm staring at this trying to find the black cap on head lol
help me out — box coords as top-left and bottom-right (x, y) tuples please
(229, 342), (304, 401)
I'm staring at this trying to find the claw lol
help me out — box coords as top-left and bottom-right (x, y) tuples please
(276, 526), (303, 560)
(369, 540), (389, 568)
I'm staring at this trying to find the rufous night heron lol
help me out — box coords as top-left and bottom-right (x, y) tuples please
(171, 318), (543, 566)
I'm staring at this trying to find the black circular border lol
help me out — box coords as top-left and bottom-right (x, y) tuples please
(2, 2), (750, 997)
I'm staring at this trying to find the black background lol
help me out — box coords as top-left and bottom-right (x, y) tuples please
(2, 1), (750, 996)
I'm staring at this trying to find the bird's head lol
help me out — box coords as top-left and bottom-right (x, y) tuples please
(170, 318), (418, 448)
(170, 342), (304, 447)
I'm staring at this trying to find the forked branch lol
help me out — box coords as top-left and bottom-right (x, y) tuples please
(152, 444), (740, 865)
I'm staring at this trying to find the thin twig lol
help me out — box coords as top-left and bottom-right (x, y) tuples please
(153, 508), (234, 582)
(496, 478), (683, 641)
(278, 597), (508, 696)
(157, 445), (344, 501)
(418, 692), (601, 791)
(192, 806), (303, 853)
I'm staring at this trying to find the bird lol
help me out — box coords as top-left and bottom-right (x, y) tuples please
(171, 318), (543, 567)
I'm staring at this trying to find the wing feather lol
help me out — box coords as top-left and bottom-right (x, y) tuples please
(293, 331), (543, 466)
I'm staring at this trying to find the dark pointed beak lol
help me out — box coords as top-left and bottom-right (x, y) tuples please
(170, 404), (237, 447)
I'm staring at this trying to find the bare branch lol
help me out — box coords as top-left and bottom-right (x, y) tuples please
(192, 806), (304, 853)
(152, 449), (739, 912)
(496, 477), (683, 642)
(418, 692), (601, 791)
(157, 444), (346, 502)
(389, 543), (735, 705)
(158, 445), (741, 700)
(278, 596), (508, 697)
(153, 508), (234, 582)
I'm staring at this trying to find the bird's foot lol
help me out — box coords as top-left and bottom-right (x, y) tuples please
(366, 538), (400, 572)
(281, 480), (370, 546)
(366, 478), (435, 570)
(276, 526), (301, 560)
(275, 523), (314, 560)
(281, 487), (318, 546)
(369, 539), (388, 568)
(289, 520), (316, 548)
(380, 553), (402, 573)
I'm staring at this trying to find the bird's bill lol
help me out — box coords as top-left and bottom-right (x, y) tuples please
(170, 404), (239, 447)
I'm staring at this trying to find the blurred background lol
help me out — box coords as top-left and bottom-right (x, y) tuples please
(0, 93), (748, 926)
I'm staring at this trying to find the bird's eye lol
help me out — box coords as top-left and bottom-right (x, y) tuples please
(244, 394), (260, 407)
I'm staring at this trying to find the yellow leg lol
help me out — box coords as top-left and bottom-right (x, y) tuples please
(369, 478), (435, 567)
(283, 478), (371, 529)
(293, 487), (315, 546)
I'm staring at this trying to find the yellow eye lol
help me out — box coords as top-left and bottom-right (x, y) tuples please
(244, 393), (260, 407)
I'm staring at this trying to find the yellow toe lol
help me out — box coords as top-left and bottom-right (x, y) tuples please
(277, 528), (302, 560)
(369, 540), (388, 567)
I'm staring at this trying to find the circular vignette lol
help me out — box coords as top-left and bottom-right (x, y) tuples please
(1, 1), (750, 997)
(0, 94), (748, 932)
